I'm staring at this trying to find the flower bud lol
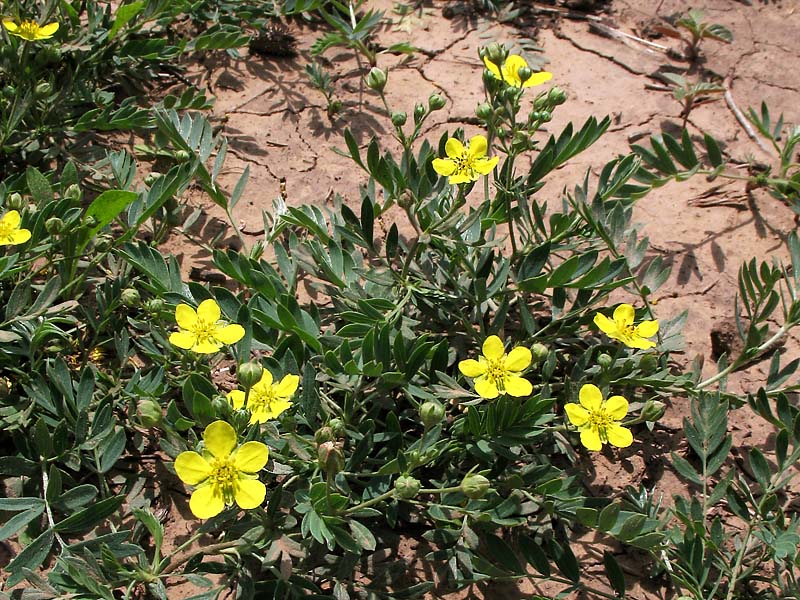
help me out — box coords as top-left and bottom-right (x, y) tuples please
(419, 401), (446, 429)
(428, 93), (446, 111)
(315, 426), (335, 445)
(318, 440), (345, 475)
(366, 67), (387, 92)
(496, 128), (507, 140)
(391, 111), (407, 127)
(328, 417), (346, 439)
(6, 192), (24, 210)
(639, 354), (659, 374)
(475, 102), (493, 121)
(121, 288), (141, 308)
(137, 399), (163, 427)
(144, 172), (163, 187)
(517, 66), (532, 84)
(83, 215), (98, 229)
(212, 396), (232, 420)
(237, 361), (263, 390)
(394, 475), (421, 499)
(641, 399), (666, 422)
(64, 184), (82, 202)
(45, 217), (64, 235)
(145, 297), (165, 314)
(539, 111), (552, 123)
(94, 234), (113, 252)
(2, 85), (15, 99)
(460, 473), (491, 499)
(174, 150), (191, 163)
(597, 353), (613, 369)
(533, 93), (548, 112)
(531, 343), (549, 363)
(34, 82), (52, 98)
(483, 42), (506, 67)
(548, 86), (567, 106)
(413, 102), (426, 124)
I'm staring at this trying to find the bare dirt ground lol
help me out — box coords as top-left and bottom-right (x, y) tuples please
(154, 0), (800, 597)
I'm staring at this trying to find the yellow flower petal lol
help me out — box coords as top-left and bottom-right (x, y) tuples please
(579, 384), (603, 411)
(449, 171), (472, 185)
(37, 22), (58, 39)
(593, 312), (618, 337)
(482, 335), (505, 360)
(612, 304), (635, 327)
(175, 304), (198, 330)
(193, 339), (222, 354)
(627, 337), (656, 350)
(7, 229), (31, 244)
(432, 157), (457, 176)
(2, 210), (21, 229)
(227, 390), (245, 410)
(444, 137), (465, 159)
(482, 55), (502, 79)
(203, 420), (237, 459)
(169, 331), (197, 350)
(504, 375), (532, 397)
(635, 320), (659, 338)
(275, 374), (300, 397)
(505, 346), (532, 372)
(189, 484), (226, 519)
(234, 479), (267, 510)
(458, 358), (486, 378)
(475, 377), (499, 399)
(2, 18), (19, 33)
(564, 403), (589, 426)
(580, 428), (603, 452)
(233, 441), (269, 473)
(473, 156), (498, 175)
(257, 369), (274, 388)
(467, 135), (488, 160)
(214, 324), (245, 345)
(604, 395), (629, 420)
(522, 71), (553, 88)
(607, 424), (633, 448)
(197, 298), (221, 323)
(174, 451), (212, 485)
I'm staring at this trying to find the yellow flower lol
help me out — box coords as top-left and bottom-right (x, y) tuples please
(174, 421), (268, 519)
(594, 304), (658, 349)
(432, 135), (498, 185)
(227, 370), (299, 424)
(483, 54), (552, 89)
(2, 18), (59, 41)
(565, 384), (633, 451)
(169, 299), (245, 354)
(458, 335), (532, 399)
(0, 211), (31, 246)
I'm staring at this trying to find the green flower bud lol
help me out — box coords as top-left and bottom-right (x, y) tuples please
(460, 473), (491, 499)
(641, 399), (666, 422)
(212, 395), (232, 419)
(145, 297), (165, 314)
(639, 354), (659, 374)
(597, 353), (613, 369)
(94, 233), (113, 252)
(64, 184), (82, 202)
(419, 401), (446, 429)
(6, 192), (24, 210)
(329, 417), (346, 438)
(475, 102), (493, 121)
(517, 66), (532, 84)
(413, 102), (426, 124)
(531, 343), (549, 363)
(548, 86), (567, 106)
(428, 93), (446, 111)
(533, 93), (548, 112)
(121, 288), (141, 308)
(2, 85), (16, 99)
(391, 111), (407, 127)
(45, 217), (64, 235)
(83, 215), (98, 229)
(137, 399), (163, 427)
(483, 42), (507, 67)
(366, 67), (387, 92)
(315, 426), (335, 445)
(237, 361), (263, 390)
(394, 475), (421, 499)
(497, 128), (508, 140)
(174, 150), (191, 163)
(143, 172), (163, 187)
(34, 82), (52, 98)
(318, 441), (345, 475)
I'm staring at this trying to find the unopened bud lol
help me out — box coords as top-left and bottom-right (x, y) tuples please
(137, 399), (162, 427)
(531, 343), (549, 363)
(45, 217), (64, 235)
(394, 475), (421, 499)
(145, 298), (165, 314)
(548, 86), (567, 106)
(391, 111), (407, 127)
(237, 361), (263, 390)
(83, 215), (98, 229)
(419, 401), (446, 429)
(483, 43), (506, 67)
(143, 172), (163, 187)
(428, 93), (446, 111)
(597, 353), (613, 369)
(121, 288), (141, 308)
(517, 66), (532, 84)
(413, 102), (426, 124)
(6, 192), (23, 210)
(318, 441), (344, 475)
(315, 426), (335, 445)
(64, 184), (82, 202)
(212, 396), (232, 420)
(174, 150), (191, 163)
(35, 82), (52, 97)
(328, 417), (346, 439)
(641, 399), (666, 422)
(460, 473), (491, 499)
(94, 233), (113, 252)
(639, 354), (659, 374)
(476, 102), (493, 121)
(366, 67), (387, 92)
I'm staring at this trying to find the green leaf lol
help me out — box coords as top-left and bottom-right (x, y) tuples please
(598, 502), (621, 532)
(617, 514), (646, 541)
(82, 190), (138, 248)
(26, 167), (53, 204)
(55, 496), (125, 533)
(603, 551), (626, 597)
(109, 1), (145, 39)
(133, 508), (164, 552)
(0, 505), (45, 541)
(748, 448), (771, 487)
(348, 520), (376, 551)
(98, 427), (127, 473)
(5, 529), (54, 587)
(519, 535), (550, 576)
(484, 534), (523, 574)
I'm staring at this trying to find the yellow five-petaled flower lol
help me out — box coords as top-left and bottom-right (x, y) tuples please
(483, 54), (552, 89)
(594, 304), (659, 349)
(228, 370), (299, 424)
(0, 211), (31, 246)
(458, 335), (533, 399)
(169, 298), (245, 354)
(2, 18), (59, 41)
(174, 420), (269, 519)
(565, 384), (633, 451)
(432, 135), (498, 185)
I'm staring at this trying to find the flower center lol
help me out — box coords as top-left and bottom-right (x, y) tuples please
(621, 323), (637, 339)
(191, 317), (217, 343)
(209, 456), (238, 504)
(454, 151), (476, 179)
(249, 386), (277, 413)
(19, 21), (41, 38)
(485, 357), (507, 391)
(587, 408), (614, 442)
